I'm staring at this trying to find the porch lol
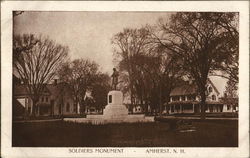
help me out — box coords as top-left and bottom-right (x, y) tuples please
(165, 101), (223, 114)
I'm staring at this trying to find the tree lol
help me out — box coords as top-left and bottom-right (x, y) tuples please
(13, 34), (39, 63)
(132, 44), (184, 115)
(58, 59), (99, 114)
(224, 79), (238, 98)
(212, 13), (239, 83)
(91, 73), (111, 111)
(112, 26), (183, 115)
(157, 12), (239, 119)
(146, 40), (185, 115)
(222, 79), (238, 112)
(112, 27), (152, 112)
(13, 34), (69, 116)
(125, 53), (160, 114)
(13, 12), (37, 62)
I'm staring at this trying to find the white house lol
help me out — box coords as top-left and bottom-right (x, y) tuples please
(165, 78), (224, 114)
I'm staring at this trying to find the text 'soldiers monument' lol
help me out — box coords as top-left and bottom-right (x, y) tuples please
(102, 68), (128, 122)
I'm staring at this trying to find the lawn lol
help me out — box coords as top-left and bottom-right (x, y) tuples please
(12, 120), (238, 147)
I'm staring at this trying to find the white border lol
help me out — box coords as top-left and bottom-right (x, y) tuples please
(1, 1), (249, 158)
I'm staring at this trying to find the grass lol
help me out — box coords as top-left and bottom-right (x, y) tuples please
(12, 120), (238, 147)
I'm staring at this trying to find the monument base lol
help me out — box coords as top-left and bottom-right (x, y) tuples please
(103, 104), (128, 120)
(102, 90), (128, 121)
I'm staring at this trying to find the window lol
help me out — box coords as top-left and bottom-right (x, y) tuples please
(170, 97), (172, 102)
(172, 96), (179, 101)
(171, 106), (174, 112)
(176, 105), (180, 111)
(187, 95), (194, 101)
(227, 105), (230, 110)
(41, 97), (44, 102)
(46, 97), (48, 102)
(194, 96), (197, 101)
(181, 96), (185, 101)
(212, 95), (216, 101)
(233, 105), (236, 110)
(73, 103), (77, 112)
(192, 96), (196, 100)
(66, 103), (70, 112)
(208, 86), (213, 93)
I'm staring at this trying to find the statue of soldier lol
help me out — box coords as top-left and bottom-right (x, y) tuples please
(111, 68), (119, 90)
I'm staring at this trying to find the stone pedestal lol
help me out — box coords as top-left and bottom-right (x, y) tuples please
(103, 90), (128, 121)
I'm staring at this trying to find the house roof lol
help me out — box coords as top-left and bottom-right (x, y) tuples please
(170, 78), (220, 97)
(207, 78), (220, 95)
(14, 85), (29, 96)
(170, 83), (197, 96)
(14, 84), (51, 96)
(14, 83), (72, 97)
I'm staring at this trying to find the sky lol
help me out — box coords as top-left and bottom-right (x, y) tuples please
(14, 11), (170, 75)
(14, 11), (228, 95)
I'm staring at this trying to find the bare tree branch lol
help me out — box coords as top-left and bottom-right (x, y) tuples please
(13, 34), (68, 116)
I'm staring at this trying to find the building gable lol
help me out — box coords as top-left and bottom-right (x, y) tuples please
(207, 78), (220, 96)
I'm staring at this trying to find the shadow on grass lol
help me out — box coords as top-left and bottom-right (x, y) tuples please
(12, 120), (238, 147)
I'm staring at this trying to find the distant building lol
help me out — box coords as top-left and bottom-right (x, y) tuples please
(123, 94), (146, 114)
(13, 79), (76, 117)
(84, 96), (102, 114)
(164, 79), (224, 114)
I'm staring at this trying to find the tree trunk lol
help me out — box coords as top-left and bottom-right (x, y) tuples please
(130, 91), (134, 114)
(159, 85), (162, 117)
(31, 99), (38, 117)
(140, 94), (143, 113)
(165, 96), (170, 115)
(200, 89), (206, 120)
(51, 104), (53, 116)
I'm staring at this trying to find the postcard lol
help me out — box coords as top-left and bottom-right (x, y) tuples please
(1, 1), (249, 158)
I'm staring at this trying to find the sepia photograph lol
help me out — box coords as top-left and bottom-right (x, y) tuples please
(12, 11), (239, 147)
(1, 1), (249, 158)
